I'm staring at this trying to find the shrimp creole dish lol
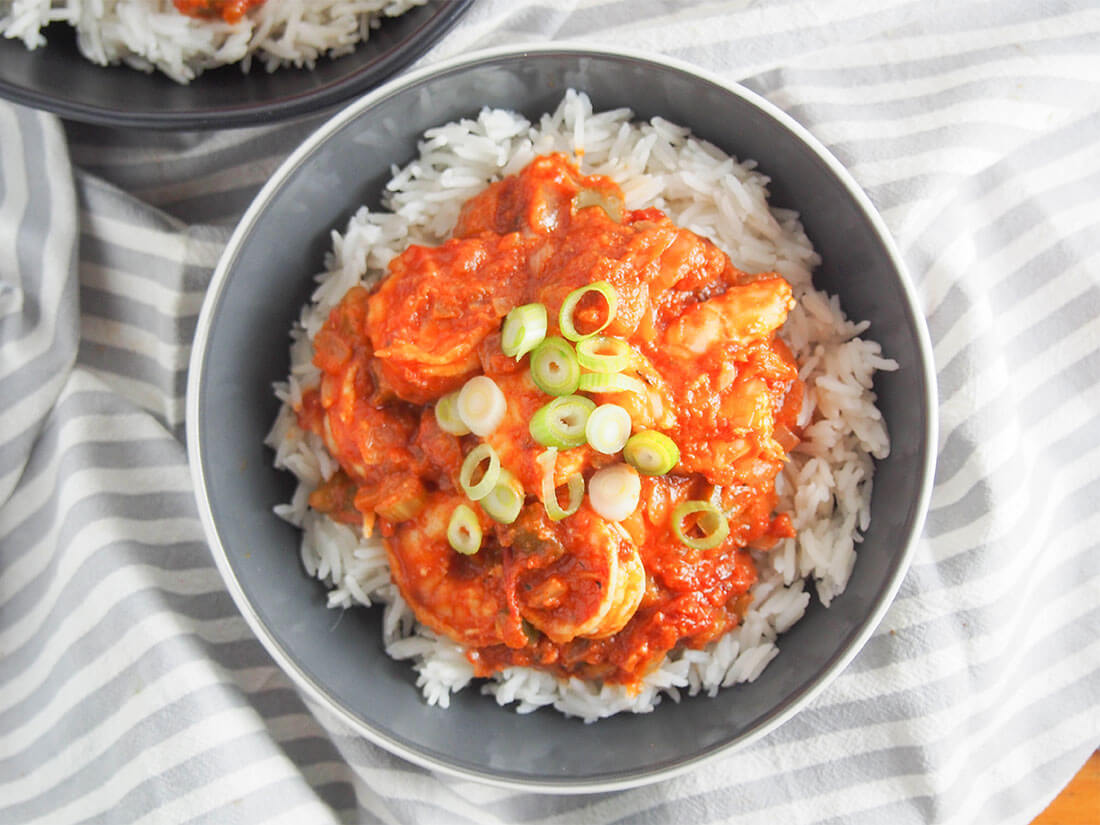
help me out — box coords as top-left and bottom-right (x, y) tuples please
(267, 92), (896, 721)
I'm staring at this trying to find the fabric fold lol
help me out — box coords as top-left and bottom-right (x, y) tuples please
(0, 1), (1097, 823)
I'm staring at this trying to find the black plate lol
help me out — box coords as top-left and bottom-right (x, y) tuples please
(0, 0), (472, 129)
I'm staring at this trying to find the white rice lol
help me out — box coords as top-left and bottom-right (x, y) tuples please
(0, 0), (428, 84)
(265, 90), (898, 722)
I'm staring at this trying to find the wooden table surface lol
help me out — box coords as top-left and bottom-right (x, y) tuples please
(1032, 751), (1099, 824)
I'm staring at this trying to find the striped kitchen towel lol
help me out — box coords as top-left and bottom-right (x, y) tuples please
(1, 1), (1098, 822)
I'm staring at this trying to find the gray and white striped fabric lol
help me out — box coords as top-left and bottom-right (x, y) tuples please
(2, 1), (1098, 822)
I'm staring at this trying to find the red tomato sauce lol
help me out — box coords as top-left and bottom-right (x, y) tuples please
(297, 154), (803, 688)
(172, 0), (265, 24)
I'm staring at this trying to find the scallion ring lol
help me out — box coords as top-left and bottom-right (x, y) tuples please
(584, 403), (632, 455)
(480, 469), (524, 524)
(434, 391), (470, 436)
(529, 336), (581, 396)
(459, 443), (502, 501)
(588, 463), (641, 522)
(536, 447), (584, 521)
(670, 500), (729, 550)
(559, 281), (618, 342)
(575, 336), (633, 373)
(578, 372), (647, 396)
(623, 430), (680, 476)
(457, 375), (507, 437)
(529, 395), (596, 449)
(447, 504), (482, 555)
(501, 303), (548, 360)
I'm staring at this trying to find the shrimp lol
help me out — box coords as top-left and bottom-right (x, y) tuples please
(662, 275), (794, 358)
(501, 506), (645, 644)
(384, 492), (525, 648)
(365, 236), (528, 403)
(481, 370), (594, 494)
(583, 347), (677, 432)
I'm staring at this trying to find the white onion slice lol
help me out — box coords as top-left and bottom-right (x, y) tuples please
(457, 375), (506, 437)
(585, 403), (632, 454)
(588, 463), (641, 522)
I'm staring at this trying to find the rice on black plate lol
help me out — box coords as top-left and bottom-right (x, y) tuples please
(0, 0), (427, 83)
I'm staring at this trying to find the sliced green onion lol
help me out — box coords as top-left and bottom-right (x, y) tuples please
(480, 469), (524, 524)
(623, 430), (680, 476)
(434, 391), (470, 436)
(578, 372), (646, 396)
(536, 447), (584, 521)
(529, 336), (581, 396)
(457, 375), (506, 437)
(559, 281), (618, 342)
(670, 500), (729, 550)
(459, 443), (501, 501)
(501, 303), (548, 360)
(575, 336), (633, 373)
(447, 504), (483, 555)
(584, 404), (632, 455)
(588, 463), (641, 522)
(529, 395), (596, 449)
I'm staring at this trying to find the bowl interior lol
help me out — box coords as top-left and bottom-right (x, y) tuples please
(193, 49), (934, 789)
(0, 0), (472, 129)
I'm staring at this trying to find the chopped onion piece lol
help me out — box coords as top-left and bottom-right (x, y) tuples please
(585, 404), (632, 454)
(670, 500), (729, 550)
(480, 469), (524, 524)
(575, 336), (632, 373)
(559, 281), (618, 342)
(578, 372), (646, 396)
(434, 391), (470, 436)
(529, 395), (596, 449)
(536, 447), (584, 521)
(457, 375), (506, 436)
(588, 463), (641, 522)
(459, 443), (501, 501)
(623, 430), (680, 475)
(447, 504), (482, 555)
(529, 336), (581, 396)
(501, 303), (548, 360)
(573, 188), (624, 222)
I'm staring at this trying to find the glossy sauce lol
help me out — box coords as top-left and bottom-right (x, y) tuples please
(173, 0), (265, 23)
(297, 154), (802, 687)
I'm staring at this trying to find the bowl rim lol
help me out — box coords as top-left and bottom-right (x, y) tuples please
(0, 0), (473, 130)
(186, 41), (938, 793)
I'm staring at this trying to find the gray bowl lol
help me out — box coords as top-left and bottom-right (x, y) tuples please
(187, 45), (937, 792)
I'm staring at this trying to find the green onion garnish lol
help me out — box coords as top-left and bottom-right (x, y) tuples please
(536, 447), (584, 521)
(559, 281), (618, 342)
(578, 372), (646, 395)
(459, 443), (501, 501)
(529, 395), (596, 449)
(670, 500), (729, 550)
(623, 430), (680, 476)
(480, 469), (524, 524)
(447, 504), (483, 555)
(575, 336), (632, 373)
(434, 391), (471, 436)
(588, 463), (641, 522)
(501, 303), (548, 360)
(456, 375), (506, 437)
(584, 403), (632, 455)
(529, 336), (581, 396)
